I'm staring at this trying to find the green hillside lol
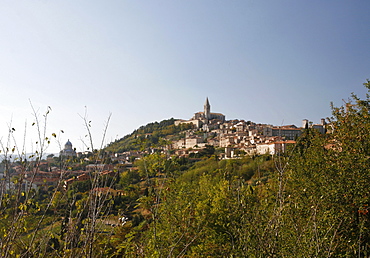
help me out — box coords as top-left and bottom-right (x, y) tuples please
(104, 118), (193, 152)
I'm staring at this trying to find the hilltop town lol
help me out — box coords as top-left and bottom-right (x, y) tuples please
(111, 97), (326, 161)
(172, 97), (326, 157)
(0, 98), (326, 192)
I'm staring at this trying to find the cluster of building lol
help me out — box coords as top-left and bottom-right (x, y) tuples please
(0, 140), (119, 192)
(172, 98), (326, 158)
(0, 98), (326, 191)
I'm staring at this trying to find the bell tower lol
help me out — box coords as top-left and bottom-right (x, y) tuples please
(204, 97), (211, 120)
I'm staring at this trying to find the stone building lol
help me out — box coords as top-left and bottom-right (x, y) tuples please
(175, 98), (225, 128)
(60, 139), (77, 157)
(192, 98), (225, 122)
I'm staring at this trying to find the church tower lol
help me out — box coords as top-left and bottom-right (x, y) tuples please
(204, 97), (211, 120)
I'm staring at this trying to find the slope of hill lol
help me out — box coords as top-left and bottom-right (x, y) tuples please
(104, 118), (193, 153)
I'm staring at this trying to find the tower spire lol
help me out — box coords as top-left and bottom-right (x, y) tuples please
(204, 97), (211, 120)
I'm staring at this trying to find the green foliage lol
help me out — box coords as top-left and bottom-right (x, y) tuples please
(275, 80), (370, 256)
(119, 170), (141, 189)
(124, 156), (273, 257)
(104, 118), (193, 152)
(69, 179), (92, 194)
(135, 153), (168, 178)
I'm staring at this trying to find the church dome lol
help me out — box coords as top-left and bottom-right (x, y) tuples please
(60, 139), (77, 157)
(64, 139), (73, 150)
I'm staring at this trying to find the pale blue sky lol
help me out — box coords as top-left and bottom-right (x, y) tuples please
(0, 1), (369, 153)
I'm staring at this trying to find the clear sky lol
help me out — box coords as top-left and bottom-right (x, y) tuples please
(0, 0), (369, 154)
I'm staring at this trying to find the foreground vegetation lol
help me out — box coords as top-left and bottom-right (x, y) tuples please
(0, 81), (369, 257)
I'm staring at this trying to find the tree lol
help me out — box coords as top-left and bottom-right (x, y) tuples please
(278, 80), (370, 256)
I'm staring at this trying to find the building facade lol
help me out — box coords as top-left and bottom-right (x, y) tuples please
(60, 140), (77, 157)
(175, 98), (226, 128)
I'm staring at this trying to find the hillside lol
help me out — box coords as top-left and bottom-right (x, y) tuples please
(104, 118), (193, 153)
